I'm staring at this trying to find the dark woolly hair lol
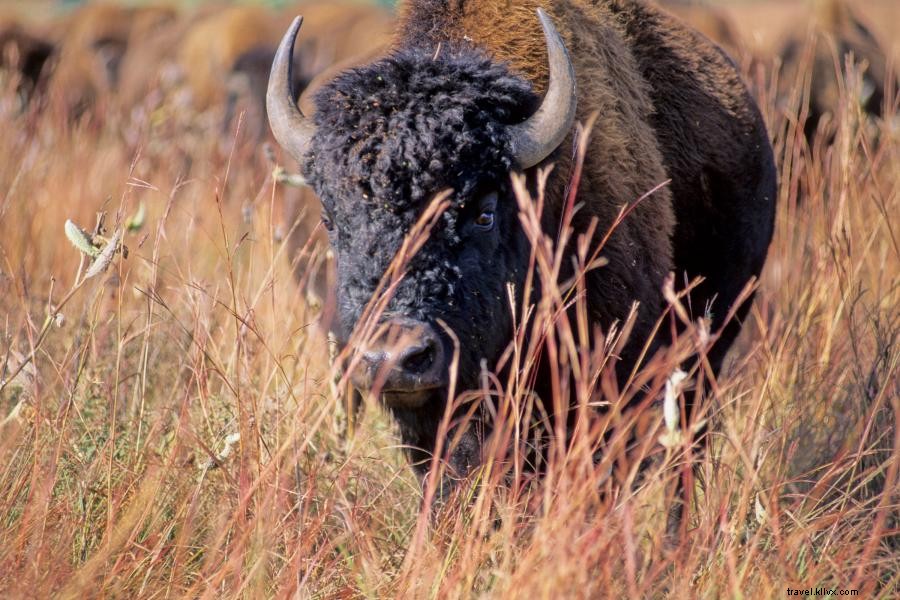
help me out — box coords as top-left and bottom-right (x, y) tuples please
(303, 45), (538, 213)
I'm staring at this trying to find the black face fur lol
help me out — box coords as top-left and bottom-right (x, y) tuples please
(303, 47), (539, 459)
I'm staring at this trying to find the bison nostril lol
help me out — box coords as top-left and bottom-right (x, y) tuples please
(401, 344), (436, 375)
(362, 351), (386, 373)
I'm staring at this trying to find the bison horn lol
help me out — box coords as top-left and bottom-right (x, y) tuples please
(267, 16), (316, 167)
(508, 9), (577, 169)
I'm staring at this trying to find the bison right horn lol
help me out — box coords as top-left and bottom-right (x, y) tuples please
(267, 16), (317, 167)
(508, 9), (578, 170)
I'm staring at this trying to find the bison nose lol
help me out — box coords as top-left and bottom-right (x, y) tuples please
(350, 319), (447, 399)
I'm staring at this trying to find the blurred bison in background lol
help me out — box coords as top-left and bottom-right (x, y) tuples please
(177, 4), (282, 115)
(47, 2), (177, 118)
(0, 18), (55, 109)
(777, 0), (896, 142)
(17, 2), (392, 310)
(267, 0), (777, 490)
(658, 0), (743, 59)
(660, 0), (896, 145)
(224, 1), (393, 144)
(262, 2), (394, 307)
(114, 3), (221, 115)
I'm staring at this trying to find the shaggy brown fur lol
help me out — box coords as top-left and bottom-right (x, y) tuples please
(396, 1), (674, 352)
(394, 0), (774, 372)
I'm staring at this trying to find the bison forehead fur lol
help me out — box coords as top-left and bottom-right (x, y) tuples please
(304, 48), (538, 354)
(305, 48), (536, 210)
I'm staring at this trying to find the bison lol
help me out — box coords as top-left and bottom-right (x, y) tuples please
(264, 3), (394, 305)
(267, 0), (777, 490)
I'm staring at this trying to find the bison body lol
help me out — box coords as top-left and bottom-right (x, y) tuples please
(268, 0), (777, 481)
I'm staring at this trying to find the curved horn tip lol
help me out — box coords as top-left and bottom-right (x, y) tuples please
(508, 9), (578, 170)
(288, 15), (303, 42)
(273, 16), (304, 85)
(535, 8), (552, 29)
(267, 14), (316, 167)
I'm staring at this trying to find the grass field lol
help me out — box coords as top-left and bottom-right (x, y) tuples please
(0, 3), (898, 598)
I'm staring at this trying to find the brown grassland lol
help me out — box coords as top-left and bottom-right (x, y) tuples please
(0, 2), (898, 598)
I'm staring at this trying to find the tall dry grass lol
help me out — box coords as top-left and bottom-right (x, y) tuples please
(0, 22), (898, 600)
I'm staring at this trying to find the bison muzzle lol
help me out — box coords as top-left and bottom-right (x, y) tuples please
(351, 318), (448, 408)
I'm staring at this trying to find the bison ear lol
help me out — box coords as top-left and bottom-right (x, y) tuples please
(267, 16), (317, 170)
(508, 9), (577, 170)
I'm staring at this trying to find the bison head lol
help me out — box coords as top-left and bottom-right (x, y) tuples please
(267, 11), (575, 459)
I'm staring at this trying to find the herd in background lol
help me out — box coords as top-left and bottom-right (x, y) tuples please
(664, 0), (896, 143)
(0, 0), (896, 149)
(0, 1), (393, 145)
(0, 0), (395, 305)
(0, 0), (896, 304)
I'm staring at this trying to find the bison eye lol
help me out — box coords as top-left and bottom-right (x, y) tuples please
(473, 191), (498, 232)
(474, 211), (495, 230)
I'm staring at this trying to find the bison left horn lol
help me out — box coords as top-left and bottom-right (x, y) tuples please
(267, 16), (316, 168)
(508, 9), (578, 169)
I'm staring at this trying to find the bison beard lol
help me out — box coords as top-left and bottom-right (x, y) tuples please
(267, 0), (777, 499)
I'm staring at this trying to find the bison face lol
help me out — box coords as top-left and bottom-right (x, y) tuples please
(266, 11), (575, 465)
(327, 183), (530, 409)
(304, 48), (539, 408)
